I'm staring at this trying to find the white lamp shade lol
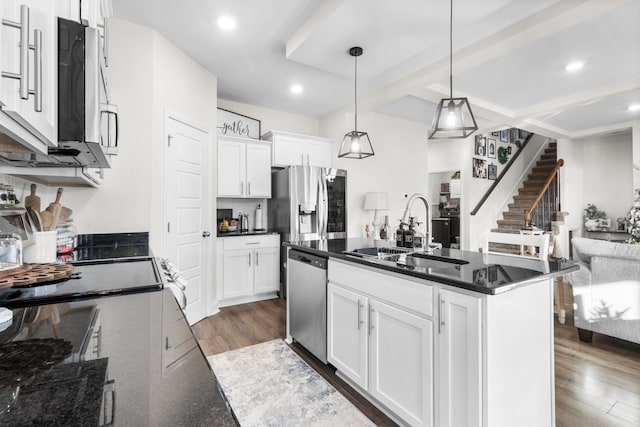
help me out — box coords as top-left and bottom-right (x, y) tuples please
(364, 192), (389, 210)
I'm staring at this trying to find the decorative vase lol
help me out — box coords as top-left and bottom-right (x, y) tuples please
(627, 189), (640, 244)
(584, 219), (599, 231)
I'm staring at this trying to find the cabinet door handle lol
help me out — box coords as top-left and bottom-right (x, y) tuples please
(103, 19), (110, 67)
(240, 181), (244, 195)
(1, 5), (30, 100)
(357, 300), (363, 330)
(248, 182), (251, 196)
(368, 306), (374, 335)
(438, 295), (445, 334)
(30, 29), (42, 112)
(248, 253), (251, 267)
(306, 154), (310, 165)
(256, 251), (259, 266)
(301, 153), (304, 165)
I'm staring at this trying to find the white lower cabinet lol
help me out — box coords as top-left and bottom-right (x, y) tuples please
(437, 289), (481, 427)
(216, 235), (280, 307)
(327, 283), (368, 389)
(327, 260), (434, 427)
(327, 259), (555, 427)
(369, 299), (433, 427)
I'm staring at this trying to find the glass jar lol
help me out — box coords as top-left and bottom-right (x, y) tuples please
(56, 220), (77, 254)
(0, 233), (22, 270)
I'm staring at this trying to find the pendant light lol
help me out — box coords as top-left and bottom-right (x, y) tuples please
(429, 0), (478, 139)
(339, 47), (375, 159)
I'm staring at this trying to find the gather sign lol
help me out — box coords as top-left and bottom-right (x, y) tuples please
(217, 108), (261, 140)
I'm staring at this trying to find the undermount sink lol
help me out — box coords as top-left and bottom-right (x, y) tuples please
(402, 252), (469, 270)
(342, 246), (414, 261)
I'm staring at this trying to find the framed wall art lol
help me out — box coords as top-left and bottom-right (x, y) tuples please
(500, 129), (507, 142)
(473, 158), (487, 179)
(488, 164), (497, 180)
(475, 135), (486, 156)
(509, 128), (517, 143)
(217, 108), (262, 140)
(487, 138), (496, 159)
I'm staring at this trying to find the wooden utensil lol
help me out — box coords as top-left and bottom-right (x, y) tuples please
(26, 207), (43, 232)
(24, 184), (41, 212)
(44, 187), (63, 231)
(40, 210), (54, 231)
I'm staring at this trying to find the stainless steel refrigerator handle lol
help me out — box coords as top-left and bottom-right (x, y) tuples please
(322, 175), (329, 238)
(1, 5), (30, 100)
(30, 29), (42, 112)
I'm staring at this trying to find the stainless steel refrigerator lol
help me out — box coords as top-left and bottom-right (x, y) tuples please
(268, 165), (347, 293)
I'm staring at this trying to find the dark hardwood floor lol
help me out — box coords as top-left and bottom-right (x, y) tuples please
(192, 297), (640, 427)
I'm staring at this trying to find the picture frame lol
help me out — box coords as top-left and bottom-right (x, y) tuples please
(500, 129), (507, 142)
(217, 108), (262, 140)
(491, 131), (499, 137)
(509, 128), (517, 143)
(507, 146), (512, 155)
(488, 164), (497, 180)
(518, 129), (529, 140)
(473, 158), (487, 179)
(475, 135), (486, 156)
(487, 138), (496, 159)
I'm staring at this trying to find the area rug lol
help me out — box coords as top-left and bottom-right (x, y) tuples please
(207, 339), (376, 427)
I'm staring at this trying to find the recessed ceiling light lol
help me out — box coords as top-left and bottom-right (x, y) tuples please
(628, 104), (640, 112)
(217, 15), (237, 31)
(290, 84), (303, 94)
(565, 61), (584, 72)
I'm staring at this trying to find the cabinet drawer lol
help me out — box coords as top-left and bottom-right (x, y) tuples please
(328, 259), (433, 317)
(221, 234), (279, 251)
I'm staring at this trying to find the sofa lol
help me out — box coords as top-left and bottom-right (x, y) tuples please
(570, 237), (640, 344)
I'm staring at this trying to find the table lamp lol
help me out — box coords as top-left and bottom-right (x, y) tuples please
(364, 192), (389, 238)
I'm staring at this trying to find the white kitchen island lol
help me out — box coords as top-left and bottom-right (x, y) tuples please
(284, 239), (577, 427)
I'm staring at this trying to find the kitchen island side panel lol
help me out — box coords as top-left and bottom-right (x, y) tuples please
(483, 278), (555, 427)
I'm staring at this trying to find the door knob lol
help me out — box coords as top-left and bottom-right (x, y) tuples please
(202, 231), (211, 237)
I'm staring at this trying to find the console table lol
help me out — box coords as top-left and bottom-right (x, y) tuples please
(584, 230), (630, 242)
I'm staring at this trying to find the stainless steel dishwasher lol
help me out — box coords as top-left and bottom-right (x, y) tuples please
(288, 249), (328, 363)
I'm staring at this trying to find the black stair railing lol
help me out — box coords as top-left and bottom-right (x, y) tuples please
(524, 159), (563, 230)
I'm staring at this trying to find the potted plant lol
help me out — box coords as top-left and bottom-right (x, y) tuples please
(584, 203), (606, 231)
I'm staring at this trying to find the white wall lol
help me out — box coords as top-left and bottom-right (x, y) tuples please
(218, 99), (319, 137)
(320, 111), (430, 237)
(61, 19), (155, 238)
(61, 19), (219, 257)
(634, 124), (640, 191)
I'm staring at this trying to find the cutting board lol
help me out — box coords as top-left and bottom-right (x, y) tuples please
(24, 184), (41, 212)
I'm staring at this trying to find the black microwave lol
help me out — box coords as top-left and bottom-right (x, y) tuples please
(57, 18), (118, 168)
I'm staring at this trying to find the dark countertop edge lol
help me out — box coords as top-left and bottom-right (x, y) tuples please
(283, 242), (579, 295)
(216, 231), (279, 238)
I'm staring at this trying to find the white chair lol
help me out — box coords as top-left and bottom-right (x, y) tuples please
(484, 231), (550, 259)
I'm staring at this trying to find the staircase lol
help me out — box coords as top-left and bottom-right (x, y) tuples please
(490, 141), (566, 254)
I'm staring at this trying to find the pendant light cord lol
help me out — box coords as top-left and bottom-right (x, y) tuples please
(354, 53), (358, 132)
(449, 0), (453, 99)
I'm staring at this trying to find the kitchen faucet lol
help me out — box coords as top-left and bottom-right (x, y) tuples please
(401, 193), (437, 252)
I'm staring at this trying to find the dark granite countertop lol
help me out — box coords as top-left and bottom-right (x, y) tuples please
(0, 289), (238, 426)
(284, 238), (578, 295)
(216, 230), (279, 238)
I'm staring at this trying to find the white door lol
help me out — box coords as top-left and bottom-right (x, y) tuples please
(272, 134), (305, 167)
(245, 143), (271, 197)
(0, 0), (57, 145)
(253, 247), (279, 293)
(217, 139), (245, 197)
(165, 115), (211, 325)
(222, 250), (253, 299)
(327, 283), (368, 389)
(306, 138), (332, 168)
(369, 299), (433, 427)
(438, 289), (482, 427)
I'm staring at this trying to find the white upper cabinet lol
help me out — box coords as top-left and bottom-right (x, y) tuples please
(0, 0), (58, 150)
(262, 130), (332, 168)
(217, 135), (271, 198)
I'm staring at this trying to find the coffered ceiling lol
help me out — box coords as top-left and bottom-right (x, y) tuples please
(112, 0), (640, 139)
